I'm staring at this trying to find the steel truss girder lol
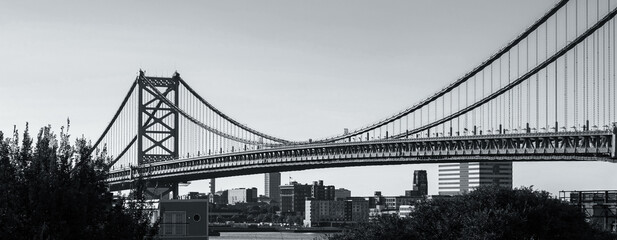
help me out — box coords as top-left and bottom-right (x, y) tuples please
(107, 130), (616, 187)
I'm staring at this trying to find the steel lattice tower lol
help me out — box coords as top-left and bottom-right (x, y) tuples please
(137, 70), (180, 164)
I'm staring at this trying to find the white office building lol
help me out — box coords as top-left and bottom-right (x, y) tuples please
(438, 162), (512, 195)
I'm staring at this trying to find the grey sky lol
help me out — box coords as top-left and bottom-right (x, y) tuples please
(1, 0), (615, 196)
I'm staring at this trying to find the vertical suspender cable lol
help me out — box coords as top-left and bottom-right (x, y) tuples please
(210, 108), (213, 154)
(399, 114), (402, 136)
(412, 112), (415, 136)
(606, 15), (612, 126)
(527, 36), (530, 126)
(555, 11), (559, 131)
(194, 94), (198, 156)
(427, 101), (430, 136)
(510, 46), (521, 130)
(466, 81), (468, 132)
(449, 91), (452, 134)
(207, 107), (210, 154)
(496, 58), (506, 129)
(420, 106), (423, 131)
(490, 65), (493, 131)
(603, 1), (607, 127)
(430, 100), (439, 136)
(188, 90), (191, 157)
(185, 88), (188, 156)
(546, 21), (549, 129)
(597, 0), (600, 127)
(591, 0), (600, 128)
(133, 92), (136, 165)
(608, 1), (612, 124)
(565, 4), (568, 129)
(536, 29), (540, 129)
(585, 0), (588, 126)
(217, 109), (220, 153)
(199, 92), (202, 155)
(575, 0), (579, 128)
(518, 44), (521, 129)
(473, 76), (476, 129)
(433, 103), (436, 136)
(482, 70), (485, 131)
(183, 87), (185, 156)
(509, 51), (512, 130)
(586, 0), (589, 126)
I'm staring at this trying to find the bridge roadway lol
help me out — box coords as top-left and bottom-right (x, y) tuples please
(107, 130), (617, 190)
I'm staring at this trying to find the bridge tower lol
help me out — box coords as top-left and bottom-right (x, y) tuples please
(137, 70), (180, 165)
(136, 70), (182, 199)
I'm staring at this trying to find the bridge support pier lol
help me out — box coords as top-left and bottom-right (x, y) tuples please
(171, 183), (179, 199)
(142, 182), (181, 200)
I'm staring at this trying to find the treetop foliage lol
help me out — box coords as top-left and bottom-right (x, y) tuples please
(0, 123), (157, 240)
(330, 185), (616, 240)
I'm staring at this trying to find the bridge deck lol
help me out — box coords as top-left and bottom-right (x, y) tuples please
(107, 131), (616, 190)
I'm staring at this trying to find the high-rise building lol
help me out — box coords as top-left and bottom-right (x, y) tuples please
(227, 187), (258, 205)
(210, 178), (216, 195)
(412, 170), (428, 196)
(334, 188), (351, 200)
(310, 180), (335, 200)
(209, 190), (228, 204)
(304, 198), (369, 227)
(280, 182), (311, 214)
(280, 180), (335, 215)
(438, 162), (512, 195)
(264, 172), (281, 200)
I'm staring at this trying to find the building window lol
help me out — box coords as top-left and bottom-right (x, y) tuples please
(163, 211), (186, 236)
(193, 214), (201, 222)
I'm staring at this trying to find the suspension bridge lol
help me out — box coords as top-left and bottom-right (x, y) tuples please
(93, 0), (617, 193)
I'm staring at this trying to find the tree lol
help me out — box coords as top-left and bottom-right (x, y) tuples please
(285, 215), (295, 225)
(255, 213), (266, 223)
(231, 214), (242, 223)
(267, 205), (280, 213)
(249, 205), (261, 214)
(328, 215), (415, 240)
(330, 185), (615, 240)
(271, 213), (280, 223)
(0, 124), (158, 239)
(293, 215), (304, 226)
(246, 214), (256, 223)
(413, 185), (602, 240)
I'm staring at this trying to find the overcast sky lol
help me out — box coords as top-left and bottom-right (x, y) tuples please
(1, 0), (616, 197)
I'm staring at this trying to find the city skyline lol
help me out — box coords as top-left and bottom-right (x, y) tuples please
(2, 0), (617, 197)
